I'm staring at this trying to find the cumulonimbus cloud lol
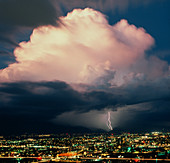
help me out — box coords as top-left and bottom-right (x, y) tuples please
(0, 8), (168, 87)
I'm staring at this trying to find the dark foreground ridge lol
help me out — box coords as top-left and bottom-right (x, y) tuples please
(0, 131), (170, 162)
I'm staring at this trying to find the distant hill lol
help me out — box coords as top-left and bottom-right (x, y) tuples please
(0, 122), (106, 136)
(108, 127), (125, 135)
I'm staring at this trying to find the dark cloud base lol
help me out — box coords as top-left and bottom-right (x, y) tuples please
(0, 80), (169, 135)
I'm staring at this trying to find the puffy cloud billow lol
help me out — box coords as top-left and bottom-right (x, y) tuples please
(0, 8), (168, 86)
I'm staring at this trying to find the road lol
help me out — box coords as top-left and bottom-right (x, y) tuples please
(80, 157), (170, 161)
(0, 156), (170, 162)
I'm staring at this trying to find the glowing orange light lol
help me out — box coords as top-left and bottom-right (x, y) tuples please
(59, 153), (78, 157)
(37, 156), (42, 160)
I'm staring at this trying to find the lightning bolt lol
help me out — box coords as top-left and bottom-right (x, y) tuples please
(107, 111), (113, 130)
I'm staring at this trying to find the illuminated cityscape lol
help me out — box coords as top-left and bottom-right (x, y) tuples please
(0, 132), (169, 162)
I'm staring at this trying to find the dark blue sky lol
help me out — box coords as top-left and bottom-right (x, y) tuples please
(110, 1), (170, 50)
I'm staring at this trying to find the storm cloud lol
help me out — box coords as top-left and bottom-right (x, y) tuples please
(0, 1), (169, 134)
(0, 77), (169, 133)
(0, 8), (159, 85)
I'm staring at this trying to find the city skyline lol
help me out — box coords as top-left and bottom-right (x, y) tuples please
(0, 131), (169, 162)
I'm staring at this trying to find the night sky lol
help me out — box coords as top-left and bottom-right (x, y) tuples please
(0, 0), (170, 135)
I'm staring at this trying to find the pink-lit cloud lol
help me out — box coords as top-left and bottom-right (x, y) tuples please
(0, 8), (168, 86)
